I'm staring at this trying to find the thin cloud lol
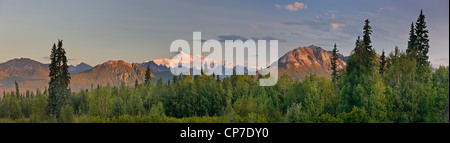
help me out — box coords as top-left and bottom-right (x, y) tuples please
(217, 35), (249, 41)
(282, 12), (361, 33)
(282, 22), (304, 26)
(325, 10), (339, 19)
(290, 32), (301, 35)
(216, 35), (287, 43)
(331, 23), (345, 30)
(43, 56), (76, 61)
(251, 36), (288, 43)
(285, 2), (308, 11)
(275, 4), (282, 9)
(250, 24), (258, 29)
(378, 7), (396, 11)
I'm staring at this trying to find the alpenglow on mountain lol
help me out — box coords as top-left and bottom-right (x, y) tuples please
(0, 45), (350, 93)
(0, 58), (49, 86)
(277, 45), (347, 80)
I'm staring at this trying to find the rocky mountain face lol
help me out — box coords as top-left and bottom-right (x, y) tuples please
(69, 62), (93, 75)
(277, 45), (347, 80)
(0, 58), (49, 86)
(69, 60), (151, 90)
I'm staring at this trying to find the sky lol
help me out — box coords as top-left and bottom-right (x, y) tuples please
(0, 0), (448, 67)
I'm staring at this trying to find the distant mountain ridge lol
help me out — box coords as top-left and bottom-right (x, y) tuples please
(0, 58), (49, 78)
(69, 62), (93, 75)
(69, 60), (148, 90)
(137, 60), (170, 72)
(0, 45), (351, 92)
(0, 58), (49, 86)
(0, 59), (170, 92)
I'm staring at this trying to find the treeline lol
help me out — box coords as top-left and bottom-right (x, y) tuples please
(0, 65), (447, 123)
(0, 10), (448, 123)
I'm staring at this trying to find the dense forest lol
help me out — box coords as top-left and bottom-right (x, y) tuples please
(0, 10), (448, 123)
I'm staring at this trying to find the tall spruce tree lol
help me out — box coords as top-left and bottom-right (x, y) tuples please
(361, 20), (377, 71)
(379, 49), (387, 74)
(339, 20), (386, 118)
(415, 10), (430, 67)
(59, 40), (71, 88)
(172, 74), (178, 84)
(331, 43), (339, 82)
(363, 19), (373, 52)
(406, 22), (418, 55)
(47, 39), (71, 118)
(47, 43), (58, 116)
(15, 81), (19, 99)
(135, 79), (139, 89)
(48, 44), (58, 91)
(145, 65), (152, 84)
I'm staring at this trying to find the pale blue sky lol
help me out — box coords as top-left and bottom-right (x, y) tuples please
(0, 0), (448, 67)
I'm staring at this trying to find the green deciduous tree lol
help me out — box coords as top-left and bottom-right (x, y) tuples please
(59, 105), (75, 123)
(127, 92), (144, 116)
(88, 85), (111, 117)
(338, 106), (369, 123)
(426, 66), (449, 123)
(30, 93), (48, 123)
(109, 96), (125, 118)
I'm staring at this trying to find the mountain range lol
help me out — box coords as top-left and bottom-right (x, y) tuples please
(69, 62), (93, 75)
(278, 45), (347, 80)
(0, 45), (350, 93)
(0, 58), (49, 86)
